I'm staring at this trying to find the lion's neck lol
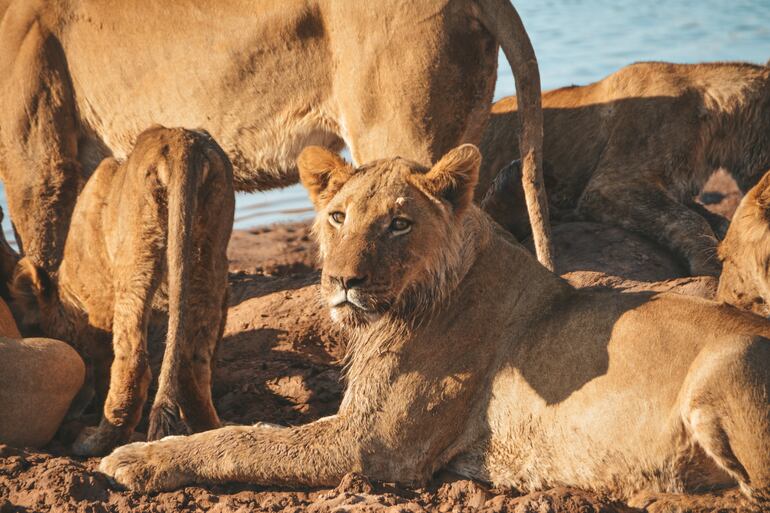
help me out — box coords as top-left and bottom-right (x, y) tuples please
(717, 263), (769, 317)
(339, 208), (572, 416)
(37, 276), (87, 348)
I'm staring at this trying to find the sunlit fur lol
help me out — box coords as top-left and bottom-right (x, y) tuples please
(479, 61), (770, 276)
(718, 171), (770, 316)
(0, 0), (554, 275)
(305, 147), (482, 329)
(10, 127), (234, 456)
(101, 148), (770, 511)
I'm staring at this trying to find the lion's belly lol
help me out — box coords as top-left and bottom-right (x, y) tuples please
(480, 366), (689, 497)
(59, 2), (341, 190)
(473, 291), (750, 497)
(69, 69), (342, 191)
(58, 167), (116, 333)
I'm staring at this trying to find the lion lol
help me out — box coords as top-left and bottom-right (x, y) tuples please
(10, 126), (235, 456)
(100, 145), (770, 511)
(478, 60), (770, 276)
(482, 160), (720, 297)
(0, 0), (553, 274)
(717, 171), (770, 317)
(484, 160), (770, 316)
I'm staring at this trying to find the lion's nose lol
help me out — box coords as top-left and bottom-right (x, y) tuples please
(339, 274), (368, 290)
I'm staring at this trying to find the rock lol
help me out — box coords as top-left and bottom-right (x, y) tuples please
(336, 472), (375, 495)
(525, 222), (687, 283)
(564, 271), (718, 298)
(0, 337), (85, 447)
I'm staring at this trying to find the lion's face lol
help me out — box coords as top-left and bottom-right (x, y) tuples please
(298, 145), (481, 326)
(718, 170), (770, 316)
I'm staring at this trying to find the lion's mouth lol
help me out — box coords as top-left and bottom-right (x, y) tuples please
(328, 290), (370, 311)
(327, 288), (387, 324)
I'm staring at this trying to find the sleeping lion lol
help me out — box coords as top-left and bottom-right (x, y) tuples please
(101, 144), (770, 509)
(11, 126), (234, 456)
(479, 60), (770, 277)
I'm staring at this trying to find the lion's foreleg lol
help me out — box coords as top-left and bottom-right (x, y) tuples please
(0, 21), (82, 272)
(100, 416), (359, 492)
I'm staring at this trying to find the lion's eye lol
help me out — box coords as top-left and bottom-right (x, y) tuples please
(389, 217), (412, 234)
(329, 211), (346, 226)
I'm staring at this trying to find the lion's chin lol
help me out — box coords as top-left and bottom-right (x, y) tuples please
(329, 303), (384, 327)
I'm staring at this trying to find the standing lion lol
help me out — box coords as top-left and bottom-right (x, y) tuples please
(0, 0), (553, 272)
(11, 126), (234, 456)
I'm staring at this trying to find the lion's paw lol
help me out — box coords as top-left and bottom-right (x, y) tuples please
(72, 425), (121, 456)
(689, 253), (722, 277)
(99, 440), (191, 492)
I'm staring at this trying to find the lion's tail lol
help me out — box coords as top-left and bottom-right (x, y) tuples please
(477, 0), (554, 271)
(147, 129), (207, 441)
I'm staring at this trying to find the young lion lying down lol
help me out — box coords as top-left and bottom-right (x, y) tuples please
(102, 145), (770, 508)
(478, 61), (770, 276)
(483, 160), (770, 318)
(12, 126), (235, 456)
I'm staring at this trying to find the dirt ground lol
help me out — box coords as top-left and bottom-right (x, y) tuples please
(0, 171), (758, 513)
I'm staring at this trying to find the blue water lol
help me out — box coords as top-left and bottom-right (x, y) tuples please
(2, 0), (769, 243)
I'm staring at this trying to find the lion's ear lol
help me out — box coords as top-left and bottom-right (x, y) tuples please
(752, 170), (770, 209)
(11, 257), (52, 306)
(298, 146), (354, 209)
(420, 144), (481, 215)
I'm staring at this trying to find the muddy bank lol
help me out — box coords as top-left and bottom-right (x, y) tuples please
(0, 253), (642, 512)
(2, 441), (652, 513)
(0, 173), (749, 512)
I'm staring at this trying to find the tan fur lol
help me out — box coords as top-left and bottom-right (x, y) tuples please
(11, 126), (235, 456)
(0, 208), (19, 302)
(102, 147), (770, 509)
(718, 171), (770, 316)
(479, 61), (770, 276)
(0, 0), (552, 272)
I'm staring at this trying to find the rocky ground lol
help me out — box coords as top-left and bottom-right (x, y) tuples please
(0, 171), (759, 512)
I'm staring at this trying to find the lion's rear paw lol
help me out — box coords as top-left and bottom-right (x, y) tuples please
(147, 401), (187, 441)
(72, 425), (126, 456)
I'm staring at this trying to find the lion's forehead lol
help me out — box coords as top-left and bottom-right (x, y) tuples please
(337, 169), (426, 216)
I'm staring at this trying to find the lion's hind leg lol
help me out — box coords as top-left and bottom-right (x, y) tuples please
(681, 335), (770, 506)
(147, 129), (234, 440)
(175, 141), (234, 434)
(0, 7), (85, 273)
(151, 277), (228, 438)
(578, 175), (721, 276)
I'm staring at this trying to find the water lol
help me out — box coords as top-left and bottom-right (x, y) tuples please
(3, 0), (769, 242)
